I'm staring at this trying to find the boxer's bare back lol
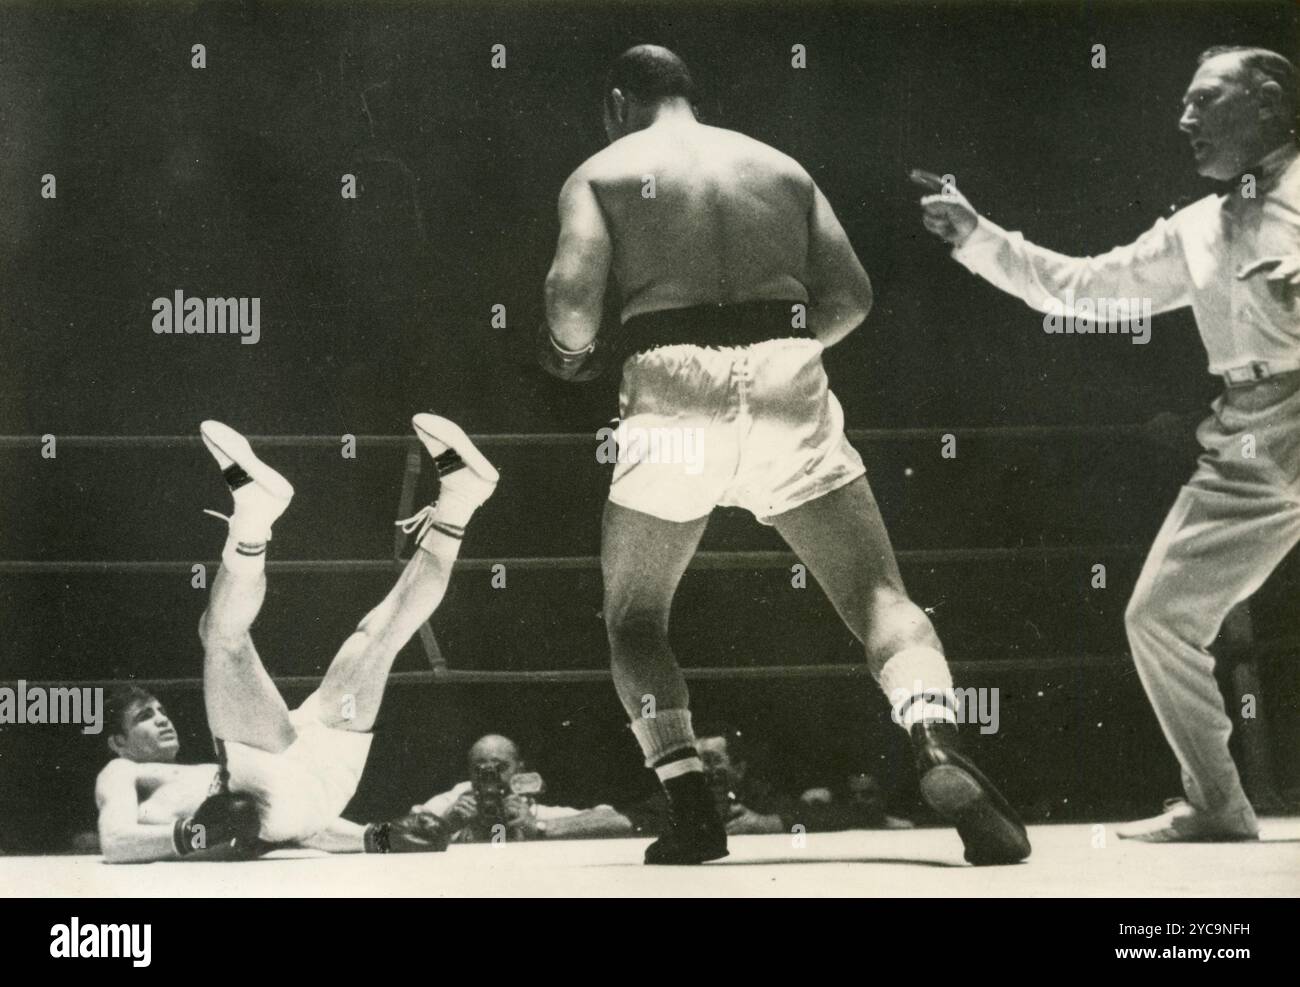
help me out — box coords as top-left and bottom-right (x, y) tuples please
(578, 118), (814, 321)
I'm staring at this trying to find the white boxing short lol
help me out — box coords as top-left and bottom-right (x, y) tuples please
(222, 692), (373, 843)
(609, 331), (866, 524)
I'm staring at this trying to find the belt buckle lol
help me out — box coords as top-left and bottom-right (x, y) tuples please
(1225, 361), (1270, 387)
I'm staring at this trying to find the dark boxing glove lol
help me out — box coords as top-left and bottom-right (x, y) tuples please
(174, 792), (263, 859)
(537, 322), (607, 383)
(363, 811), (451, 854)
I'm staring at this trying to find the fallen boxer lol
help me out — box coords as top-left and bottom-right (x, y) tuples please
(93, 414), (498, 861)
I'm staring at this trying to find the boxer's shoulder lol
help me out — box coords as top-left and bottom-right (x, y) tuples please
(95, 756), (139, 787)
(585, 125), (809, 187)
(578, 136), (652, 179)
(94, 757), (148, 807)
(97, 757), (214, 792)
(697, 124), (809, 175)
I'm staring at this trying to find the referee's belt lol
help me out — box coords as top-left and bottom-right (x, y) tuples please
(1221, 359), (1300, 387)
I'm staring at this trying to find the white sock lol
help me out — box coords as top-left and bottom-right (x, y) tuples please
(630, 709), (699, 771)
(221, 536), (266, 576)
(878, 646), (958, 729)
(416, 524), (465, 560)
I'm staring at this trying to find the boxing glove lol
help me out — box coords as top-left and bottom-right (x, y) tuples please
(537, 322), (607, 382)
(174, 792), (263, 858)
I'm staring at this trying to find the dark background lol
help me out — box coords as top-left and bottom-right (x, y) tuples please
(1, 0), (1297, 852)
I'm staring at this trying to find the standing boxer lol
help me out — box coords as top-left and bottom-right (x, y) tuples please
(918, 46), (1299, 841)
(541, 45), (1029, 866)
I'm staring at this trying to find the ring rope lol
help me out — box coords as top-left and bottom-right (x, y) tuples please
(0, 423), (1197, 693)
(5, 633), (1298, 694)
(0, 654), (1130, 692)
(0, 546), (1148, 575)
(0, 423), (1143, 449)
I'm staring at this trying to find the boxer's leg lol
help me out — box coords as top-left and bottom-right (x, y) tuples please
(311, 533), (460, 732)
(310, 415), (497, 732)
(771, 475), (1029, 864)
(602, 499), (724, 864)
(602, 501), (708, 720)
(200, 563), (296, 752)
(770, 476), (947, 709)
(197, 421), (296, 752)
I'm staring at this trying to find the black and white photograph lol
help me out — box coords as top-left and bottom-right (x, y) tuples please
(0, 0), (1296, 942)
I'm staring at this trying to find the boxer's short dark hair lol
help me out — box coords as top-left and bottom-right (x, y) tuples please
(606, 44), (695, 104)
(1199, 46), (1297, 125)
(106, 685), (158, 736)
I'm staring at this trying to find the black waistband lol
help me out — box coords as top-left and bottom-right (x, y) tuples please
(625, 300), (813, 356)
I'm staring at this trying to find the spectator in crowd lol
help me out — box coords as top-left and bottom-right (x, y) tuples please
(413, 734), (630, 842)
(799, 772), (916, 831)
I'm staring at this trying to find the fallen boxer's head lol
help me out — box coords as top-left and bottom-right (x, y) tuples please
(603, 44), (697, 142)
(105, 686), (180, 762)
(1180, 47), (1296, 181)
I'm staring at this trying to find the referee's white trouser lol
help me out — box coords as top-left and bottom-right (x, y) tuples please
(1125, 376), (1300, 812)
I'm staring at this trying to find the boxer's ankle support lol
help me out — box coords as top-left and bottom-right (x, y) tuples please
(222, 464), (253, 492)
(432, 449), (465, 478)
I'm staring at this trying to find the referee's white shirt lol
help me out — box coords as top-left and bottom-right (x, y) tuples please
(951, 143), (1300, 375)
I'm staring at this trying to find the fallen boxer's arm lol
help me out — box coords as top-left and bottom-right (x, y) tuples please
(95, 760), (183, 863)
(536, 805), (636, 840)
(298, 817), (368, 853)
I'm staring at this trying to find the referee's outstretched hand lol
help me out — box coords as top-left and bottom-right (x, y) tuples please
(912, 169), (980, 246)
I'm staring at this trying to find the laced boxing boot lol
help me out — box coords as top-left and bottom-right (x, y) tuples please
(395, 414), (499, 544)
(199, 420), (294, 549)
(644, 765), (728, 865)
(912, 719), (1031, 865)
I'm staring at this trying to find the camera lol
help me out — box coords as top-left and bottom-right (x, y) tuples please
(467, 765), (544, 842)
